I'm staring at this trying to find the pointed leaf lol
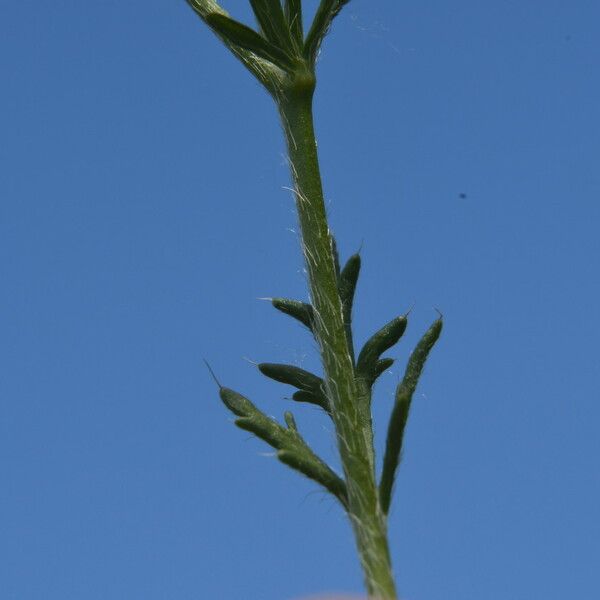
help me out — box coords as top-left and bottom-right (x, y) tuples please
(356, 315), (408, 380)
(272, 297), (314, 331)
(292, 390), (330, 413)
(339, 253), (361, 325)
(250, 0), (294, 51)
(284, 0), (304, 48)
(218, 385), (346, 505)
(379, 318), (443, 514)
(258, 363), (323, 395)
(185, 3), (286, 93)
(331, 236), (341, 279)
(205, 12), (295, 70)
(304, 0), (351, 65)
(259, 363), (330, 414)
(278, 449), (347, 507)
(235, 415), (283, 447)
(185, 0), (225, 21)
(219, 386), (255, 417)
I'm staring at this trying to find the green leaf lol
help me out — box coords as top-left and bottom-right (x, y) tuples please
(331, 237), (341, 279)
(219, 385), (347, 506)
(283, 410), (298, 430)
(259, 363), (330, 413)
(278, 449), (347, 506)
(373, 357), (395, 383)
(185, 0), (225, 21)
(356, 315), (408, 382)
(259, 362), (325, 395)
(339, 253), (361, 326)
(379, 318), (443, 515)
(271, 297), (314, 331)
(331, 248), (360, 364)
(185, 3), (288, 93)
(284, 0), (304, 48)
(235, 415), (282, 448)
(292, 390), (330, 413)
(304, 0), (351, 65)
(205, 12), (295, 71)
(250, 0), (294, 51)
(219, 386), (256, 417)
(258, 363), (322, 391)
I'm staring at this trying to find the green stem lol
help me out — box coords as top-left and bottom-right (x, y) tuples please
(276, 77), (398, 599)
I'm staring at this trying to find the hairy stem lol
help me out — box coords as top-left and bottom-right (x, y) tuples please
(276, 78), (397, 599)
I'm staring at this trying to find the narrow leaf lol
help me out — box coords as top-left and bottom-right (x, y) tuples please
(379, 318), (443, 514)
(235, 415), (283, 448)
(356, 315), (408, 381)
(373, 357), (395, 383)
(259, 363), (330, 414)
(292, 390), (330, 413)
(272, 297), (314, 331)
(331, 237), (341, 279)
(218, 385), (346, 505)
(250, 0), (294, 51)
(304, 0), (351, 65)
(284, 0), (304, 48)
(339, 253), (361, 325)
(278, 449), (348, 507)
(219, 387), (255, 417)
(185, 3), (286, 93)
(205, 13), (295, 70)
(185, 0), (224, 21)
(258, 363), (323, 396)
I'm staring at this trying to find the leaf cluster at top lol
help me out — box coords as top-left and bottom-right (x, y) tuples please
(186, 0), (351, 92)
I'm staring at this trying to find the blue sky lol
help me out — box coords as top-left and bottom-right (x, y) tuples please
(1, 1), (599, 599)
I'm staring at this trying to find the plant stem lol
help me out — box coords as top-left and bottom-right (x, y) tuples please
(277, 77), (398, 599)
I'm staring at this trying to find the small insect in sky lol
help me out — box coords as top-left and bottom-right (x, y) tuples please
(459, 193), (467, 199)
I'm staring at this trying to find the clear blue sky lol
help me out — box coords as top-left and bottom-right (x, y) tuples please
(1, 1), (599, 599)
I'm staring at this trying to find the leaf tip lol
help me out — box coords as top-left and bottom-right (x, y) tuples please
(203, 358), (222, 389)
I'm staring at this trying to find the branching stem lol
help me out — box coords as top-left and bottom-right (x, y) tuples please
(183, 4), (442, 597)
